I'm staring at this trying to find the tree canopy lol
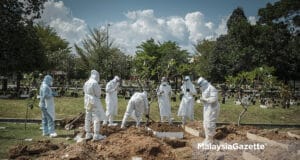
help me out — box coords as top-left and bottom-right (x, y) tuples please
(134, 39), (190, 81)
(194, 1), (300, 83)
(75, 28), (130, 80)
(0, 0), (47, 75)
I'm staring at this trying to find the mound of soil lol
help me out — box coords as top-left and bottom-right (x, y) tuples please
(148, 123), (183, 132)
(41, 127), (175, 160)
(214, 125), (258, 141)
(8, 140), (64, 159)
(255, 129), (298, 140)
(185, 121), (203, 130)
(100, 125), (125, 136)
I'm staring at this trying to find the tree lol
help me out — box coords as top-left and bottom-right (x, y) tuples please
(257, 0), (300, 81)
(134, 39), (190, 81)
(0, 0), (47, 91)
(35, 24), (71, 72)
(76, 28), (129, 80)
(258, 0), (300, 35)
(194, 40), (216, 79)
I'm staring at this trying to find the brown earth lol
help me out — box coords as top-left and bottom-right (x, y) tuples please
(185, 121), (258, 141)
(252, 128), (298, 140)
(8, 140), (66, 159)
(185, 121), (203, 130)
(214, 125), (258, 141)
(147, 122), (183, 132)
(45, 126), (176, 160)
(7, 119), (300, 160)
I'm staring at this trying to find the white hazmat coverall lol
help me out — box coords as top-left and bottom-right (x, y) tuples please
(104, 76), (120, 126)
(198, 77), (220, 145)
(121, 91), (149, 128)
(83, 70), (106, 140)
(178, 76), (197, 124)
(157, 80), (172, 123)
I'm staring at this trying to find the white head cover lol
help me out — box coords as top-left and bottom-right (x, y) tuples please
(184, 76), (190, 81)
(197, 77), (209, 90)
(90, 70), (100, 82)
(161, 77), (167, 82)
(142, 91), (147, 98)
(113, 76), (120, 82)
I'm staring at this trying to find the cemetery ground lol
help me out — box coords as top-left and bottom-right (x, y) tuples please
(0, 97), (299, 159)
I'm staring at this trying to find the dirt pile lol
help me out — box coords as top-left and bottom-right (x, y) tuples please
(252, 128), (298, 140)
(148, 122), (183, 132)
(41, 126), (176, 160)
(185, 121), (203, 130)
(8, 140), (65, 159)
(60, 112), (85, 130)
(214, 125), (257, 141)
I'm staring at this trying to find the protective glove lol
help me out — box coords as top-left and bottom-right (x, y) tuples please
(186, 88), (190, 92)
(200, 97), (207, 103)
(145, 114), (149, 118)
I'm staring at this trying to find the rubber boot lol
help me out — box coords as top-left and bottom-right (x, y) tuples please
(108, 116), (118, 126)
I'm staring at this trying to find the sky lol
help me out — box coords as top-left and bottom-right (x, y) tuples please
(38, 0), (279, 55)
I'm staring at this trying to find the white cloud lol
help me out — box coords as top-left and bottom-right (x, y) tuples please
(248, 16), (257, 25)
(215, 16), (229, 37)
(38, 0), (88, 53)
(205, 22), (214, 29)
(38, 2), (230, 55)
(109, 10), (229, 54)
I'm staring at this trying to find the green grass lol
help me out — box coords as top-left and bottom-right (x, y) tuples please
(0, 96), (299, 124)
(0, 123), (74, 159)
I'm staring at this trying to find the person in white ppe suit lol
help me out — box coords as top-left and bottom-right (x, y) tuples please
(103, 76), (121, 126)
(178, 76), (197, 125)
(121, 91), (149, 128)
(157, 77), (172, 124)
(39, 75), (57, 137)
(197, 77), (220, 145)
(83, 70), (106, 141)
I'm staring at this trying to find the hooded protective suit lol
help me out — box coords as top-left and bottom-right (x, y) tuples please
(178, 76), (197, 124)
(121, 91), (149, 128)
(157, 77), (172, 123)
(83, 70), (106, 140)
(197, 77), (220, 144)
(39, 75), (57, 137)
(104, 76), (120, 126)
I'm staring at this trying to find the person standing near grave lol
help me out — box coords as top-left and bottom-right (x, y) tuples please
(197, 77), (220, 145)
(157, 77), (172, 124)
(178, 76), (197, 125)
(121, 91), (149, 128)
(103, 76), (121, 126)
(39, 75), (57, 137)
(83, 70), (106, 141)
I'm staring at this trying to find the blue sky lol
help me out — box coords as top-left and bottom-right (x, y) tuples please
(39, 0), (278, 54)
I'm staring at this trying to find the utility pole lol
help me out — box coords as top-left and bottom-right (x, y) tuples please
(106, 23), (111, 81)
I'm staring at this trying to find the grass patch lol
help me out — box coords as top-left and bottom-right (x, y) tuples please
(0, 96), (299, 124)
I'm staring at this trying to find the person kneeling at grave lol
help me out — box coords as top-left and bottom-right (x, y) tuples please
(121, 91), (149, 128)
